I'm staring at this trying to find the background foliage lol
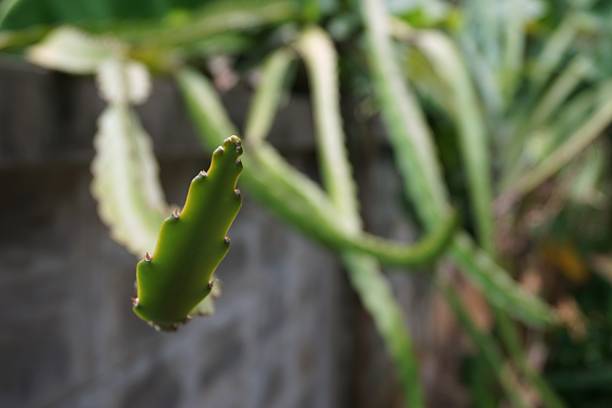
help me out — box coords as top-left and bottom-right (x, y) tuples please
(3, 0), (612, 406)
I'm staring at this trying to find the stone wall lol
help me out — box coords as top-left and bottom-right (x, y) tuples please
(0, 62), (462, 407)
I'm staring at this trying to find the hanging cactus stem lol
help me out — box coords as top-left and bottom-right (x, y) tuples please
(133, 135), (243, 330)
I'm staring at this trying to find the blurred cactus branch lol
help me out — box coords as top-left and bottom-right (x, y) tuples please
(264, 28), (425, 405)
(441, 282), (530, 408)
(177, 66), (457, 268)
(500, 85), (612, 206)
(391, 18), (495, 255)
(360, 0), (555, 328)
(390, 14), (566, 406)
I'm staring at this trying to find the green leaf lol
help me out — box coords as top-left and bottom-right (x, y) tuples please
(1, 0), (169, 29)
(2, 0), (300, 53)
(26, 27), (116, 74)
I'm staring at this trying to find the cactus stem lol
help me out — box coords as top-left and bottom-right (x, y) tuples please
(133, 136), (243, 328)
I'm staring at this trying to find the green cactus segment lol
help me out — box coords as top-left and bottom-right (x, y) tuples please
(361, 0), (449, 229)
(133, 136), (243, 330)
(343, 254), (424, 407)
(91, 105), (167, 255)
(344, 212), (457, 266)
(361, 0), (557, 327)
(450, 234), (557, 327)
(298, 28), (425, 407)
(441, 284), (530, 408)
(244, 48), (295, 145)
(395, 23), (494, 255)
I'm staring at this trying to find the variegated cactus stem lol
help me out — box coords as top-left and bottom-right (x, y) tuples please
(133, 135), (243, 331)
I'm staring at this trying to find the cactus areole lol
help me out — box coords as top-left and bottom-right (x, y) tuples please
(133, 136), (243, 330)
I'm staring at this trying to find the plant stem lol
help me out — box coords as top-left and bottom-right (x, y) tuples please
(297, 27), (424, 406)
(442, 284), (529, 408)
(392, 20), (494, 255)
(360, 0), (555, 327)
(244, 48), (295, 145)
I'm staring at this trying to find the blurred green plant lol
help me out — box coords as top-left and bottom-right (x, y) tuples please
(4, 0), (612, 406)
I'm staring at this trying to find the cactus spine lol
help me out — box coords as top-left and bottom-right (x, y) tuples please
(133, 136), (243, 330)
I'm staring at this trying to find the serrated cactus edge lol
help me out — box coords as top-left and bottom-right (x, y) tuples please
(133, 136), (243, 331)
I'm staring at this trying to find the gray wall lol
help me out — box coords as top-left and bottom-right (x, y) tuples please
(0, 62), (464, 408)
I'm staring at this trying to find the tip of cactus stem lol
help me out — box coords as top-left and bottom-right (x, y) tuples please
(223, 136), (243, 155)
(144, 252), (152, 262)
(225, 135), (241, 145)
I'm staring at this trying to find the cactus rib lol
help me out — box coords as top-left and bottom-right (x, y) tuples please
(133, 136), (243, 330)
